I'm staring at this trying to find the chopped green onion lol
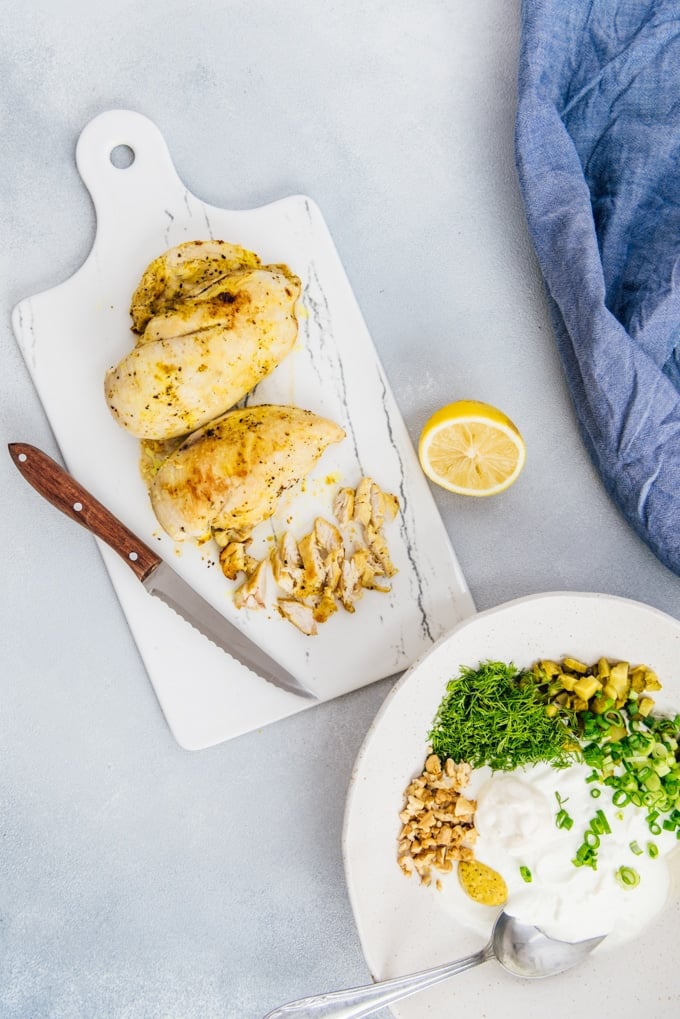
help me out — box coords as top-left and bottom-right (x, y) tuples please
(590, 787), (602, 798)
(572, 842), (598, 869)
(648, 842), (659, 858)
(615, 866), (640, 888)
(594, 809), (611, 834)
(519, 866), (532, 883)
(629, 840), (643, 856)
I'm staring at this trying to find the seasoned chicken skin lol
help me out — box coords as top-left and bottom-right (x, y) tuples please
(105, 240), (302, 440)
(149, 404), (345, 541)
(129, 239), (262, 333)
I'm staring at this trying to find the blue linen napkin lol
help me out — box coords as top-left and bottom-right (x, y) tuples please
(515, 0), (680, 577)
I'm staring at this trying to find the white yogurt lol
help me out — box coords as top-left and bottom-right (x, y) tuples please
(438, 761), (679, 950)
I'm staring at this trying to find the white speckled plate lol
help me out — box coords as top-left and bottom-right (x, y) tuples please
(11, 109), (474, 750)
(343, 591), (680, 1018)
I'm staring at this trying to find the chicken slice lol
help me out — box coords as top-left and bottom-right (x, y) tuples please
(313, 590), (338, 624)
(364, 525), (398, 578)
(298, 532), (326, 595)
(337, 556), (363, 612)
(149, 405), (345, 541)
(270, 532), (304, 596)
(105, 265), (302, 440)
(218, 539), (258, 580)
(353, 477), (373, 527)
(383, 492), (400, 523)
(333, 487), (355, 526)
(313, 517), (344, 592)
(278, 599), (317, 636)
(349, 477), (399, 579)
(233, 559), (268, 610)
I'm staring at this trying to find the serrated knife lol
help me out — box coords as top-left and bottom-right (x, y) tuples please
(8, 442), (316, 700)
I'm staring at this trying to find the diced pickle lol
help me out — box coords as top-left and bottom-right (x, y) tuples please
(538, 659), (560, 678)
(573, 675), (603, 701)
(608, 662), (630, 698)
(537, 655), (661, 726)
(563, 657), (589, 674)
(597, 657), (611, 679)
(630, 669), (647, 693)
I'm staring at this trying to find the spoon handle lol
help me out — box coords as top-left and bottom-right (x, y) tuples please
(262, 945), (493, 1019)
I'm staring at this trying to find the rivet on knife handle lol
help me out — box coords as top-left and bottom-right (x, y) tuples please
(8, 442), (162, 582)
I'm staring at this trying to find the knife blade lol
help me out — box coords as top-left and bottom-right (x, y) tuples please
(8, 442), (316, 700)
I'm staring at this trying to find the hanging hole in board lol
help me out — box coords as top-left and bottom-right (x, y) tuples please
(110, 144), (135, 169)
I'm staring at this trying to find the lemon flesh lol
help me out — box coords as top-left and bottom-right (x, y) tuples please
(418, 399), (526, 497)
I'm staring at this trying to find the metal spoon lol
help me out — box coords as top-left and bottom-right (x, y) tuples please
(263, 911), (605, 1019)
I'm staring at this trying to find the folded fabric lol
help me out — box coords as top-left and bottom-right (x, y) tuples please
(515, 0), (680, 577)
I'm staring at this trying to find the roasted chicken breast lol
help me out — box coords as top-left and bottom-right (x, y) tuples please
(149, 404), (345, 541)
(105, 240), (302, 440)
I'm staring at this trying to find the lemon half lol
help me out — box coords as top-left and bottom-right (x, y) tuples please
(418, 399), (526, 497)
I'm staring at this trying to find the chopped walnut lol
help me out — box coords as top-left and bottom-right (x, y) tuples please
(397, 754), (477, 886)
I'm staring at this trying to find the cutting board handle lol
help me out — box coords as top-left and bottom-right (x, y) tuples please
(8, 442), (161, 583)
(75, 110), (186, 241)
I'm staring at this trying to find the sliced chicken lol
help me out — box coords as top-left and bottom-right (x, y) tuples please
(352, 546), (391, 592)
(313, 590), (338, 624)
(149, 404), (345, 541)
(278, 599), (317, 636)
(332, 487), (354, 525)
(351, 477), (399, 579)
(354, 476), (374, 527)
(298, 532), (327, 594)
(270, 532), (305, 596)
(364, 525), (397, 579)
(218, 539), (258, 579)
(233, 559), (268, 610)
(353, 477), (399, 529)
(313, 517), (344, 591)
(337, 556), (363, 612)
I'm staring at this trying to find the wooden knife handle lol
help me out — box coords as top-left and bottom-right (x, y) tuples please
(8, 442), (162, 583)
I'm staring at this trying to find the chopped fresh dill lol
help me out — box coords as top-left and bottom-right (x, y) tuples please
(428, 660), (576, 771)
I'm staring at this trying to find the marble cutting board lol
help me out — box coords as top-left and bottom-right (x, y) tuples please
(11, 109), (475, 750)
